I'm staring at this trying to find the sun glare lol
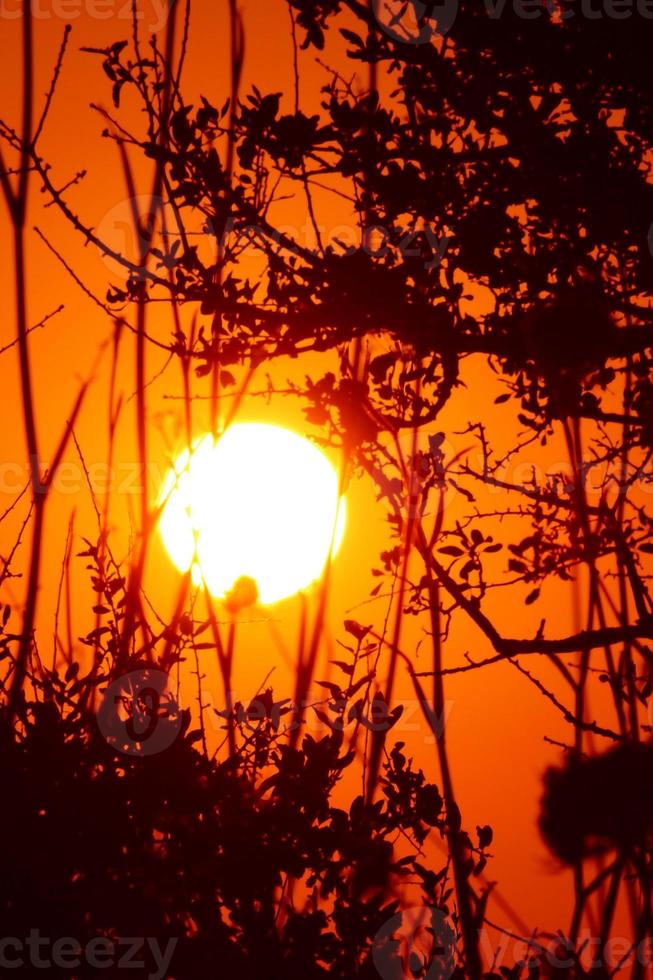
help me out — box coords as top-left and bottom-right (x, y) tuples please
(158, 423), (346, 606)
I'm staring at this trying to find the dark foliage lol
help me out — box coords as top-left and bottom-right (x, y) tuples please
(540, 740), (653, 866)
(0, 679), (470, 980)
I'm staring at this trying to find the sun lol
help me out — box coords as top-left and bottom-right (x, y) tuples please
(158, 423), (346, 606)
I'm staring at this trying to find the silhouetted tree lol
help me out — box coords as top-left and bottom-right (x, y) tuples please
(1, 1), (652, 976)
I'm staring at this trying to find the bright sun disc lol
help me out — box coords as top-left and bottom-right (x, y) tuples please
(159, 423), (346, 606)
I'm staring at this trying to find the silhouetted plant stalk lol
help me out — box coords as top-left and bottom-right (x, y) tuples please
(0, 13), (90, 719)
(115, 5), (182, 667)
(209, 0), (244, 434)
(557, 412), (636, 942)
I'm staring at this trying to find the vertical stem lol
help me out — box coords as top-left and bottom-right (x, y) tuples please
(210, 0), (243, 433)
(419, 525), (481, 979)
(364, 453), (416, 799)
(8, 5), (40, 718)
(206, 593), (236, 758)
(119, 5), (179, 660)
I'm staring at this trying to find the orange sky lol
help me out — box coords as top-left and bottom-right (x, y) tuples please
(0, 0), (637, 955)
